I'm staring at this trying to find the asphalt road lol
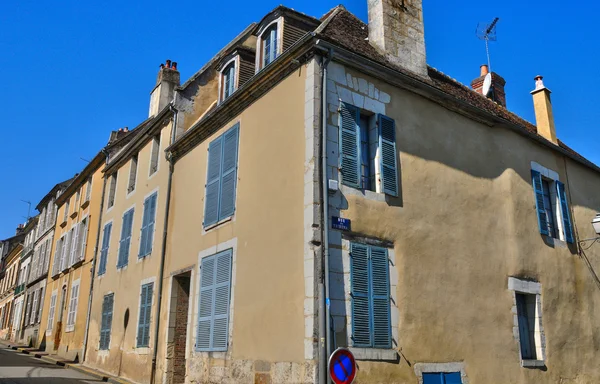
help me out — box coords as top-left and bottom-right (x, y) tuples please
(0, 346), (101, 384)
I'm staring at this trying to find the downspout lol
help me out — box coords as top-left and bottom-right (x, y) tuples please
(318, 47), (333, 384)
(150, 104), (177, 384)
(81, 150), (109, 363)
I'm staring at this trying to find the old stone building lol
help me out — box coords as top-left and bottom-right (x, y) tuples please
(0, 227), (26, 341)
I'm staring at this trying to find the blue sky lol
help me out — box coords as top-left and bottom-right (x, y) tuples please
(1, 0), (598, 238)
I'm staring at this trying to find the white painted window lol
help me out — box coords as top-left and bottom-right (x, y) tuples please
(66, 279), (81, 332)
(220, 59), (237, 102)
(47, 291), (57, 332)
(256, 18), (282, 71)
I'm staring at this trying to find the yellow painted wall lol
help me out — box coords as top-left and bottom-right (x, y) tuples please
(84, 122), (171, 384)
(156, 66), (309, 383)
(39, 164), (104, 361)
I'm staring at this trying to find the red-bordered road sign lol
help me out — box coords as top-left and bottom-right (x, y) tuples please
(328, 348), (357, 384)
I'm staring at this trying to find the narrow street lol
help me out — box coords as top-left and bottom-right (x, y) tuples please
(0, 346), (101, 384)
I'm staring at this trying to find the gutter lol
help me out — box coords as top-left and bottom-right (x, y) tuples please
(81, 149), (109, 363)
(149, 104), (177, 384)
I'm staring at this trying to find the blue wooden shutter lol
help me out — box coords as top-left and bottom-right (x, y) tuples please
(531, 170), (549, 236)
(443, 372), (463, 384)
(423, 373), (443, 384)
(350, 243), (371, 347)
(378, 114), (399, 196)
(339, 103), (361, 188)
(370, 246), (391, 348)
(137, 283), (153, 347)
(100, 294), (114, 350)
(118, 210), (134, 267)
(197, 256), (215, 350)
(516, 294), (533, 359)
(139, 198), (150, 256)
(219, 125), (239, 220)
(556, 181), (574, 243)
(98, 223), (112, 276)
(139, 193), (157, 257)
(204, 137), (223, 227)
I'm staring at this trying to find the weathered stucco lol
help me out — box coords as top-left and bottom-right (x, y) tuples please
(325, 61), (600, 383)
(157, 65), (313, 384)
(84, 123), (172, 384)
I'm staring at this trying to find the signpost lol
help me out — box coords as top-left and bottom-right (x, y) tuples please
(328, 348), (357, 384)
(332, 216), (351, 231)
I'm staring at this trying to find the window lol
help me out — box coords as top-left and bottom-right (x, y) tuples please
(261, 24), (278, 67)
(339, 102), (398, 196)
(75, 189), (81, 206)
(117, 209), (134, 268)
(107, 173), (117, 209)
(221, 62), (236, 101)
(74, 217), (88, 263)
(531, 169), (574, 242)
(99, 293), (114, 350)
(196, 250), (232, 352)
(52, 237), (63, 276)
(85, 176), (92, 202)
(63, 201), (70, 222)
(30, 289), (39, 325)
(149, 135), (160, 176)
(66, 280), (80, 332)
(36, 288), (43, 323)
(61, 230), (72, 271)
(68, 225), (79, 267)
(98, 222), (112, 276)
(508, 277), (545, 365)
(139, 193), (158, 258)
(128, 155), (138, 194)
(204, 124), (240, 227)
(24, 293), (32, 325)
(423, 372), (462, 384)
(350, 243), (391, 349)
(137, 282), (153, 348)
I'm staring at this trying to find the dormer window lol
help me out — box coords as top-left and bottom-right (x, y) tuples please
(221, 61), (236, 101)
(256, 19), (282, 71)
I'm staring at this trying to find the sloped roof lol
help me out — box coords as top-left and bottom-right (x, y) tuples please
(316, 7), (599, 171)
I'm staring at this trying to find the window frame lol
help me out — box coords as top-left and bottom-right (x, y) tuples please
(65, 279), (81, 332)
(107, 173), (118, 210)
(256, 18), (283, 72)
(117, 207), (135, 269)
(136, 281), (154, 348)
(99, 293), (114, 350)
(97, 221), (113, 276)
(139, 191), (158, 258)
(219, 57), (238, 103)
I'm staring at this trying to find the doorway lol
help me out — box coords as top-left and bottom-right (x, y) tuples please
(166, 272), (190, 384)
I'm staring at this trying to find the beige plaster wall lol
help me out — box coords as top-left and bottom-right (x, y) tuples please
(39, 164), (104, 361)
(157, 65), (311, 383)
(326, 62), (600, 383)
(84, 123), (172, 384)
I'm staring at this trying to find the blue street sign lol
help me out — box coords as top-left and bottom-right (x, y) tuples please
(329, 348), (357, 384)
(332, 216), (351, 231)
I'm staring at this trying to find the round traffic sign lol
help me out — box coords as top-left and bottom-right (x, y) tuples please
(328, 348), (357, 384)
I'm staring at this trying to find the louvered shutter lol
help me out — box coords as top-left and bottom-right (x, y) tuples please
(378, 115), (399, 197)
(99, 297), (108, 349)
(137, 283), (153, 347)
(52, 239), (61, 276)
(339, 103), (361, 188)
(118, 210), (134, 268)
(100, 294), (114, 350)
(77, 219), (88, 262)
(212, 251), (232, 350)
(204, 137), (223, 227)
(556, 181), (574, 243)
(139, 199), (150, 257)
(196, 256), (215, 350)
(531, 170), (550, 236)
(219, 125), (239, 220)
(70, 225), (79, 266)
(443, 372), (463, 384)
(62, 231), (72, 270)
(371, 246), (391, 348)
(350, 243), (371, 347)
(146, 194), (157, 253)
(140, 193), (157, 257)
(98, 223), (112, 275)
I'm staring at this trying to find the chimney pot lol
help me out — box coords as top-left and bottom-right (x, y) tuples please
(160, 63), (165, 69)
(480, 64), (489, 77)
(534, 75), (546, 91)
(172, 62), (178, 70)
(166, 59), (171, 69)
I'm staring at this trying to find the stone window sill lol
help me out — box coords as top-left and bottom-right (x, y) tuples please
(203, 216), (233, 233)
(521, 359), (545, 367)
(81, 200), (90, 210)
(340, 185), (387, 203)
(350, 347), (398, 361)
(60, 220), (67, 228)
(70, 211), (78, 220)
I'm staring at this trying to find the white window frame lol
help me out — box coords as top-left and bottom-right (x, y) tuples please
(218, 57), (239, 104)
(255, 17), (283, 72)
(66, 279), (81, 332)
(508, 276), (546, 367)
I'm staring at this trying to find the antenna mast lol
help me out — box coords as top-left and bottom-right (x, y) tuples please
(476, 17), (500, 72)
(20, 200), (31, 221)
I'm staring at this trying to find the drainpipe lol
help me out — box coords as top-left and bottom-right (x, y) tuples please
(150, 104), (177, 384)
(81, 149), (109, 363)
(318, 47), (333, 384)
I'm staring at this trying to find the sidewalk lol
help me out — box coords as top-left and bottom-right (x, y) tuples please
(0, 340), (135, 384)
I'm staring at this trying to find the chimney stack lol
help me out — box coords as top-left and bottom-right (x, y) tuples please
(16, 224), (24, 235)
(471, 65), (507, 107)
(367, 0), (428, 78)
(149, 59), (180, 117)
(531, 75), (557, 144)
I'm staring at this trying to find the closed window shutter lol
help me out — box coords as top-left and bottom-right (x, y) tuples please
(196, 250), (232, 351)
(219, 125), (239, 220)
(139, 199), (150, 256)
(98, 223), (112, 275)
(423, 373), (462, 384)
(556, 181), (574, 243)
(378, 114), (399, 197)
(70, 225), (79, 266)
(100, 297), (108, 349)
(531, 170), (550, 236)
(350, 243), (371, 347)
(48, 294), (56, 331)
(339, 102), (361, 188)
(36, 288), (43, 323)
(204, 137), (223, 227)
(52, 239), (61, 276)
(137, 283), (153, 347)
(370, 246), (391, 348)
(62, 231), (72, 270)
(100, 294), (114, 350)
(31, 290), (39, 325)
(78, 219), (88, 262)
(118, 210), (134, 267)
(140, 193), (157, 257)
(443, 372), (463, 384)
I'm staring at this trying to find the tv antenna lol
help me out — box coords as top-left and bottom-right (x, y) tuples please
(20, 200), (31, 221)
(476, 17), (500, 72)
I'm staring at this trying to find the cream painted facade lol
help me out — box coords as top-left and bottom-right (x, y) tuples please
(39, 164), (103, 361)
(0, 244), (22, 341)
(84, 119), (173, 384)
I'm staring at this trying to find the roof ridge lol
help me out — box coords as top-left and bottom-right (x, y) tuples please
(315, 5), (346, 34)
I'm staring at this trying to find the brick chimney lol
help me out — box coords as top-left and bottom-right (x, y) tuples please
(149, 60), (180, 117)
(530, 75), (557, 144)
(471, 64), (507, 107)
(367, 0), (428, 78)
